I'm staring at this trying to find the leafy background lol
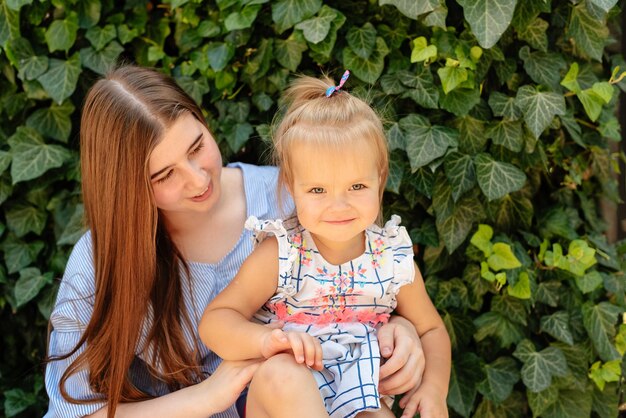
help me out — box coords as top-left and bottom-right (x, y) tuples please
(0, 0), (625, 417)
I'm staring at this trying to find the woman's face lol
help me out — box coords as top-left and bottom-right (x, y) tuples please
(149, 112), (223, 216)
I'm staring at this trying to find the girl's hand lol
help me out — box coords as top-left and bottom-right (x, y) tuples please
(377, 316), (425, 395)
(399, 385), (448, 418)
(260, 328), (324, 370)
(202, 359), (263, 414)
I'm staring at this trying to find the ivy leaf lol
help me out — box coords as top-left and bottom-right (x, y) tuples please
(386, 123), (405, 150)
(457, 0), (517, 49)
(6, 0), (32, 10)
(3, 388), (37, 417)
(507, 271), (531, 299)
(271, 0), (322, 34)
(26, 100), (74, 143)
(225, 122), (253, 153)
(575, 270), (603, 294)
(274, 32), (307, 71)
(527, 385), (559, 417)
(581, 301), (621, 362)
(308, 9), (345, 62)
(438, 64), (468, 94)
(436, 195), (484, 254)
(378, 0), (438, 20)
(37, 54), (82, 104)
(5, 203), (46, 237)
(402, 116), (458, 172)
(7, 127), (71, 184)
(542, 388), (593, 418)
(386, 153), (404, 194)
(515, 85), (566, 139)
(488, 92), (521, 120)
(492, 294), (528, 325)
(474, 153), (526, 201)
(568, 3), (608, 62)
(512, 0), (551, 31)
(0, 151), (11, 174)
(14, 267), (52, 308)
(380, 72), (405, 95)
(424, 3), (448, 28)
(80, 41), (124, 75)
(346, 22), (376, 60)
(455, 116), (487, 154)
(486, 119), (523, 152)
(398, 67), (439, 109)
(513, 340), (569, 392)
(540, 311), (574, 345)
(488, 243), (521, 271)
(0, 1), (20, 47)
(443, 312), (474, 350)
(410, 36), (437, 63)
(588, 0), (619, 13)
(76, 0), (101, 29)
(85, 24), (117, 51)
(295, 5), (336, 44)
(477, 357), (520, 403)
(224, 4), (262, 31)
(439, 88), (481, 117)
(518, 17), (548, 52)
(519, 47), (567, 91)
(448, 352), (483, 417)
(45, 11), (78, 53)
(3, 236), (43, 274)
(474, 311), (525, 348)
(207, 42), (235, 72)
(175, 76), (210, 105)
(444, 151), (476, 202)
(18, 55), (48, 81)
(342, 37), (389, 84)
(57, 204), (85, 246)
(470, 224), (493, 257)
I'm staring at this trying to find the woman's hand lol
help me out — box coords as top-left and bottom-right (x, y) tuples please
(399, 384), (448, 418)
(260, 328), (324, 370)
(201, 359), (263, 414)
(377, 316), (425, 395)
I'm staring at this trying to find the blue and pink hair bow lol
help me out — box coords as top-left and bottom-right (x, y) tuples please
(325, 70), (350, 97)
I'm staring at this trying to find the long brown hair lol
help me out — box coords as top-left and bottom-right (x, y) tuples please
(52, 66), (206, 416)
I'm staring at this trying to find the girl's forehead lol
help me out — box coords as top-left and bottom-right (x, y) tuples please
(290, 143), (379, 179)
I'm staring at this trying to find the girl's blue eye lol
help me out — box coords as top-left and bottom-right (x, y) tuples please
(310, 187), (325, 194)
(351, 184), (365, 190)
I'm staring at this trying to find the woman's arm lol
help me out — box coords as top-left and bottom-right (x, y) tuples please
(87, 359), (261, 418)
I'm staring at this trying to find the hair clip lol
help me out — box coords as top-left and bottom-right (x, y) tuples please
(325, 70), (350, 97)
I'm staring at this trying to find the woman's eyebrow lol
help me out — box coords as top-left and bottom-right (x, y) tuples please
(150, 133), (203, 179)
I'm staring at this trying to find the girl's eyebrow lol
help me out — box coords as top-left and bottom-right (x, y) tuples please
(150, 134), (203, 179)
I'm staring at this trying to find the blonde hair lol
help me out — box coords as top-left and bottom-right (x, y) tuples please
(273, 75), (389, 201)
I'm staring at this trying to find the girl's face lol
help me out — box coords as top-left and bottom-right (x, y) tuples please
(149, 112), (223, 216)
(289, 143), (381, 251)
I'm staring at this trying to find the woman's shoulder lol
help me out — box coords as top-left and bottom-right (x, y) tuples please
(227, 162), (278, 184)
(57, 231), (96, 300)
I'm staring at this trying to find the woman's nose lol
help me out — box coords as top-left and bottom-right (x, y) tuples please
(186, 162), (207, 189)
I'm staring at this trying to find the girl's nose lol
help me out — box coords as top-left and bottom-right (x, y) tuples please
(330, 194), (350, 210)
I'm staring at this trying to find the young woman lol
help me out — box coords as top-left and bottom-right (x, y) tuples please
(44, 66), (425, 418)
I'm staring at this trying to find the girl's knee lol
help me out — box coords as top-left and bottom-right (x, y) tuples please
(251, 354), (314, 397)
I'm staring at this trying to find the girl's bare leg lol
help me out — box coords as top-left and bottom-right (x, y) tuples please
(356, 403), (395, 418)
(246, 353), (328, 418)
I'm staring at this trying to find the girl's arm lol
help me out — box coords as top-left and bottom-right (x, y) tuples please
(86, 359), (261, 418)
(394, 263), (451, 418)
(200, 238), (323, 369)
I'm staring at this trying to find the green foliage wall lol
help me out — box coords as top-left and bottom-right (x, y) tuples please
(0, 0), (624, 416)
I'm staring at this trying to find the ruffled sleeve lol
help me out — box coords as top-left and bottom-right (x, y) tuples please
(245, 216), (298, 299)
(383, 215), (415, 296)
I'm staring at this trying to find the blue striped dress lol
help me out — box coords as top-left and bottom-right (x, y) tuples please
(44, 163), (291, 418)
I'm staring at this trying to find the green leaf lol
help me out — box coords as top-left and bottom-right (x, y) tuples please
(85, 24), (116, 50)
(295, 5), (336, 44)
(5, 204), (46, 237)
(14, 267), (51, 308)
(342, 37), (389, 84)
(117, 24), (140, 44)
(5, 0), (32, 10)
(410, 36), (437, 63)
(511, 0), (551, 31)
(540, 311), (574, 345)
(542, 387), (593, 418)
(3, 236), (43, 274)
(378, 0), (438, 19)
(455, 116), (487, 154)
(588, 0), (619, 12)
(474, 311), (525, 348)
(8, 127), (71, 184)
(37, 54), (82, 104)
(386, 153), (404, 194)
(0, 1), (20, 47)
(518, 17), (548, 52)
(26, 101), (74, 143)
(175, 76), (210, 105)
(488, 243), (521, 271)
(513, 340), (569, 392)
(457, 0), (517, 48)
(437, 64), (468, 95)
(18, 55), (48, 81)
(439, 88), (481, 116)
(225, 122), (253, 153)
(3, 388), (37, 417)
(402, 116), (458, 171)
(274, 32), (307, 71)
(568, 3), (609, 62)
(448, 352), (483, 417)
(308, 9), (345, 62)
(77, 0), (101, 29)
(346, 22), (376, 60)
(515, 85), (566, 139)
(398, 67), (439, 109)
(474, 153), (526, 201)
(271, 0), (322, 34)
(443, 312), (474, 350)
(488, 92), (521, 120)
(477, 357), (520, 403)
(519, 46), (567, 91)
(581, 302), (621, 362)
(444, 151), (476, 201)
(486, 119), (523, 152)
(224, 4), (261, 31)
(589, 360), (621, 390)
(436, 195), (484, 254)
(0, 151), (11, 175)
(470, 224), (493, 257)
(547, 240), (597, 276)
(45, 12), (79, 53)
(527, 385), (559, 417)
(575, 270), (603, 294)
(424, 4), (448, 28)
(57, 204), (85, 246)
(207, 42), (235, 72)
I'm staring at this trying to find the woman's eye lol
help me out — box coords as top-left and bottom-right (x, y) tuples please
(156, 170), (174, 184)
(309, 187), (325, 194)
(190, 141), (205, 155)
(351, 184), (365, 190)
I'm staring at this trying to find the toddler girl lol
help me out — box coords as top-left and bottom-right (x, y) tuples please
(200, 71), (450, 418)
